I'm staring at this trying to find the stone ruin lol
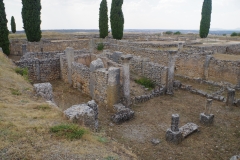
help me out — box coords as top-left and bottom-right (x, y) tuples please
(166, 114), (198, 144)
(64, 100), (98, 130)
(10, 35), (240, 139)
(34, 83), (54, 102)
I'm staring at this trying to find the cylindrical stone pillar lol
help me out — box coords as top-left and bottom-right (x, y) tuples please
(107, 67), (120, 110)
(171, 114), (179, 132)
(167, 52), (176, 95)
(121, 54), (133, 107)
(22, 44), (27, 55)
(205, 99), (213, 115)
(226, 88), (235, 109)
(65, 47), (75, 85)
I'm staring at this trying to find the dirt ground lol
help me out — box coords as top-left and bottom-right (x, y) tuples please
(52, 80), (240, 160)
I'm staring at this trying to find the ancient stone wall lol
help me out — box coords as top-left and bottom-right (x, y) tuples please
(16, 58), (60, 82)
(208, 58), (240, 86)
(10, 40), (89, 56)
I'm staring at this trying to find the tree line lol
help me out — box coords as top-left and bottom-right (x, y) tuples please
(0, 0), (218, 56)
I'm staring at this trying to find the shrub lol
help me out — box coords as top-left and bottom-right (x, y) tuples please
(135, 77), (155, 89)
(165, 31), (173, 35)
(174, 31), (181, 35)
(231, 32), (238, 37)
(223, 34), (226, 36)
(238, 33), (240, 36)
(97, 43), (104, 50)
(50, 124), (86, 140)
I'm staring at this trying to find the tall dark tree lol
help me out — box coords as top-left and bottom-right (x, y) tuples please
(11, 16), (16, 33)
(99, 0), (108, 38)
(110, 0), (124, 40)
(0, 0), (10, 55)
(199, 0), (212, 38)
(22, 0), (42, 42)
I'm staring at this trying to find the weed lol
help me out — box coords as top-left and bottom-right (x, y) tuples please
(10, 88), (21, 96)
(34, 104), (51, 111)
(50, 124), (86, 140)
(97, 43), (104, 51)
(104, 156), (118, 160)
(174, 31), (181, 35)
(134, 77), (155, 89)
(97, 136), (109, 143)
(15, 67), (31, 82)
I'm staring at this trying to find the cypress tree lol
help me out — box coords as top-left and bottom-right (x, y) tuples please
(0, 0), (10, 55)
(22, 0), (42, 42)
(99, 0), (108, 38)
(110, 0), (124, 40)
(199, 0), (212, 38)
(11, 16), (16, 33)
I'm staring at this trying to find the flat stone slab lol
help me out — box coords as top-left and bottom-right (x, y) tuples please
(112, 103), (135, 124)
(230, 155), (240, 160)
(179, 123), (199, 138)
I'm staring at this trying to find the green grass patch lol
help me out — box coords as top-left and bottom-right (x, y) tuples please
(97, 43), (104, 51)
(97, 136), (109, 143)
(9, 88), (21, 96)
(50, 124), (86, 140)
(15, 67), (31, 82)
(134, 77), (155, 89)
(34, 104), (51, 111)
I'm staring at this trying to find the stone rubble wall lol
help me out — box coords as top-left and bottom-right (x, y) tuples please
(10, 39), (89, 56)
(72, 62), (90, 95)
(16, 58), (60, 82)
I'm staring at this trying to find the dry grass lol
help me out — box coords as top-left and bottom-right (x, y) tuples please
(213, 53), (240, 61)
(0, 52), (137, 159)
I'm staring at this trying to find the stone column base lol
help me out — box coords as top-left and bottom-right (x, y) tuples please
(200, 113), (214, 124)
(166, 129), (183, 144)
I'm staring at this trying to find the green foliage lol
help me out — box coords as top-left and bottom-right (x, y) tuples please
(0, 0), (10, 55)
(174, 31), (181, 35)
(10, 88), (21, 96)
(99, 0), (108, 38)
(50, 124), (86, 140)
(97, 136), (109, 143)
(97, 43), (104, 50)
(135, 77), (155, 89)
(15, 67), (30, 82)
(223, 34), (226, 36)
(199, 0), (212, 38)
(165, 31), (173, 35)
(11, 16), (16, 33)
(22, 0), (42, 42)
(110, 0), (124, 40)
(231, 32), (240, 37)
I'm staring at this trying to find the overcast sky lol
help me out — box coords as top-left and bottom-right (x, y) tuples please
(4, 0), (240, 31)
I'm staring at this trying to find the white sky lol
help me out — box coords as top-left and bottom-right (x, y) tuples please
(4, 0), (240, 31)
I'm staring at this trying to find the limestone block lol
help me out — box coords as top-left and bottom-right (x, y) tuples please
(112, 51), (123, 63)
(34, 83), (53, 101)
(112, 103), (134, 123)
(64, 104), (95, 128)
(179, 123), (199, 138)
(90, 58), (104, 72)
(200, 113), (214, 124)
(165, 129), (183, 144)
(173, 80), (182, 89)
(235, 99), (240, 107)
(0, 47), (2, 52)
(226, 88), (235, 109)
(230, 155), (240, 160)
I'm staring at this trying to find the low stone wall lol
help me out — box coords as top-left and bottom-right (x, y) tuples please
(10, 39), (90, 56)
(16, 58), (60, 82)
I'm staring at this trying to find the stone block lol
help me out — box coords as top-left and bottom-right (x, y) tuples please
(0, 47), (2, 52)
(165, 129), (183, 144)
(179, 123), (199, 138)
(230, 155), (240, 160)
(112, 51), (123, 63)
(236, 99), (240, 107)
(34, 83), (53, 101)
(173, 80), (182, 89)
(90, 58), (104, 72)
(112, 108), (134, 123)
(200, 113), (214, 124)
(64, 100), (99, 130)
